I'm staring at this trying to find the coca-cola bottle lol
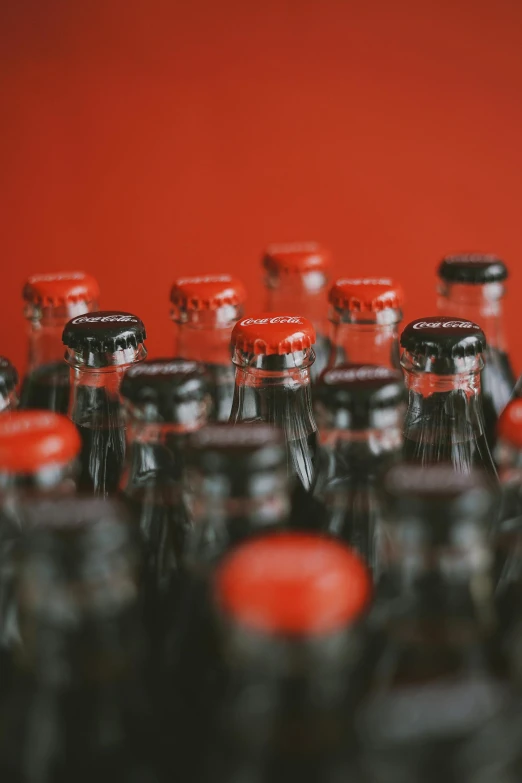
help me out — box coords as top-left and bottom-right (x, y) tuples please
(0, 357), (18, 413)
(20, 272), (100, 413)
(400, 317), (498, 485)
(492, 399), (522, 633)
(170, 275), (246, 421)
(198, 533), (371, 783)
(164, 424), (290, 779)
(119, 358), (211, 649)
(314, 364), (405, 570)
(437, 254), (515, 450)
(63, 310), (147, 497)
(0, 496), (164, 782)
(358, 463), (507, 783)
(262, 243), (331, 380)
(229, 312), (325, 527)
(327, 277), (403, 369)
(0, 411), (80, 695)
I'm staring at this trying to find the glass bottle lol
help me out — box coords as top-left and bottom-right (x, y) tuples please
(63, 310), (147, 497)
(358, 463), (508, 783)
(0, 411), (80, 695)
(437, 254), (515, 451)
(229, 312), (324, 528)
(400, 317), (498, 486)
(314, 363), (405, 570)
(327, 277), (403, 370)
(170, 274), (246, 422)
(200, 533), (371, 783)
(0, 357), (18, 413)
(0, 496), (164, 782)
(164, 423), (290, 778)
(262, 242), (331, 381)
(119, 358), (211, 649)
(20, 272), (100, 413)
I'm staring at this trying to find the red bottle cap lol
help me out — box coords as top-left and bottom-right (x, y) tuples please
(498, 399), (522, 449)
(329, 277), (403, 313)
(0, 412), (81, 474)
(231, 313), (316, 355)
(216, 533), (371, 635)
(170, 275), (246, 312)
(23, 272), (100, 307)
(263, 242), (330, 274)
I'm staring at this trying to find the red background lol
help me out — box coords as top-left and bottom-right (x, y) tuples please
(1, 0), (522, 374)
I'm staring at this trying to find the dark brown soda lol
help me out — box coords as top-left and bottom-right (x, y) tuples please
(19, 361), (70, 414)
(76, 419), (126, 496)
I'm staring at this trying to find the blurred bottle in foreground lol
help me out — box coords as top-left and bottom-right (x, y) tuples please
(262, 242), (331, 381)
(170, 275), (246, 421)
(20, 272), (100, 413)
(400, 317), (498, 486)
(327, 277), (403, 370)
(0, 357), (18, 414)
(199, 533), (371, 783)
(229, 313), (325, 528)
(314, 364), (405, 570)
(63, 311), (147, 497)
(164, 424), (290, 778)
(0, 412), (80, 695)
(0, 497), (164, 783)
(119, 358), (211, 650)
(437, 254), (515, 451)
(358, 463), (507, 783)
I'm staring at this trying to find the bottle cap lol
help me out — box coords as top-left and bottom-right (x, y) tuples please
(216, 533), (371, 635)
(120, 358), (211, 423)
(262, 242), (330, 275)
(0, 411), (81, 473)
(62, 311), (146, 359)
(187, 423), (286, 476)
(381, 463), (497, 529)
(438, 254), (508, 285)
(23, 272), (100, 308)
(170, 275), (246, 313)
(329, 277), (403, 321)
(316, 364), (405, 429)
(231, 313), (316, 355)
(400, 317), (486, 374)
(0, 356), (18, 397)
(497, 399), (522, 449)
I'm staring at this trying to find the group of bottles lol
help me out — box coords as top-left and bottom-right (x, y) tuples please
(0, 247), (521, 781)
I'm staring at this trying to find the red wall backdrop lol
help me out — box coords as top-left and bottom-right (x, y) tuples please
(1, 0), (522, 373)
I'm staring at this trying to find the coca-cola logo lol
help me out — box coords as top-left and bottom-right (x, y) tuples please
(336, 277), (393, 287)
(324, 366), (398, 384)
(240, 316), (303, 326)
(127, 361), (198, 377)
(194, 424), (277, 448)
(29, 272), (86, 283)
(71, 314), (138, 325)
(176, 275), (232, 286)
(385, 465), (479, 494)
(412, 320), (478, 330)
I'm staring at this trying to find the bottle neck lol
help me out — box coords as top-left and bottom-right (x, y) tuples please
(328, 321), (400, 368)
(68, 365), (128, 426)
(264, 272), (329, 333)
(322, 425), (403, 468)
(174, 314), (235, 365)
(0, 465), (77, 497)
(184, 473), (290, 568)
(229, 353), (317, 490)
(26, 318), (69, 371)
(377, 516), (496, 625)
(437, 281), (507, 351)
